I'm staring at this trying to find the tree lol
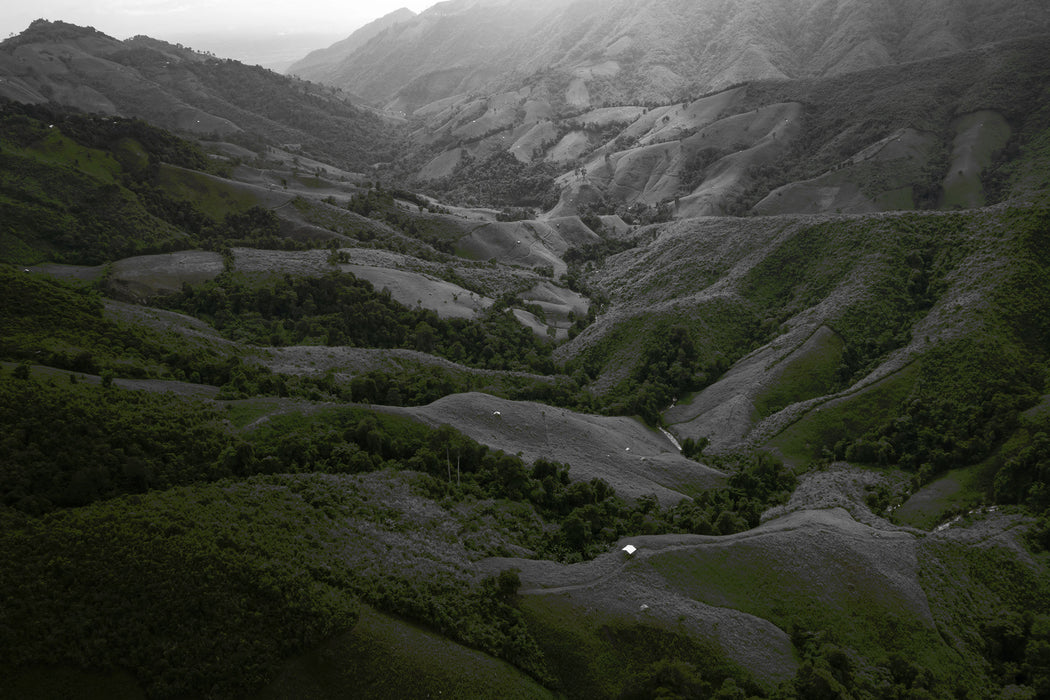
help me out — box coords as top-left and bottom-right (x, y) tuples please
(561, 513), (590, 551)
(412, 321), (437, 353)
(495, 568), (522, 599)
(620, 659), (707, 700)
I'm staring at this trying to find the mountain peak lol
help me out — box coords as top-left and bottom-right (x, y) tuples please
(3, 18), (113, 48)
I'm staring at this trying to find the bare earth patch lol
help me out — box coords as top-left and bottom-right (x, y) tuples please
(390, 392), (726, 504)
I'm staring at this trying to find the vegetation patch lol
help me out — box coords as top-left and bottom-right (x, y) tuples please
(892, 464), (987, 530)
(752, 326), (846, 420)
(764, 363), (920, 466)
(519, 596), (752, 700)
(260, 605), (555, 700)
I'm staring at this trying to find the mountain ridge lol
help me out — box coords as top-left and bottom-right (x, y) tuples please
(0, 20), (398, 171)
(294, 0), (1050, 113)
(287, 7), (417, 85)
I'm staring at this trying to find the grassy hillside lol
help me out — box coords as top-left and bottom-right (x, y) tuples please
(0, 100), (283, 264)
(0, 470), (557, 699)
(260, 606), (554, 700)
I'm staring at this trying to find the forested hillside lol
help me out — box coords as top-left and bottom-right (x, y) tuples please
(2, 12), (1050, 700)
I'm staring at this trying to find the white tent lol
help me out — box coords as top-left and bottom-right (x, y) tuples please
(622, 544), (637, 555)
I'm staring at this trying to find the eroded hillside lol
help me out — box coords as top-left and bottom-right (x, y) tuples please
(3, 14), (1050, 700)
(293, 0), (1050, 111)
(400, 34), (1050, 222)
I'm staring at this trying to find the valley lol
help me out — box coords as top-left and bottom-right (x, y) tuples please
(2, 5), (1050, 700)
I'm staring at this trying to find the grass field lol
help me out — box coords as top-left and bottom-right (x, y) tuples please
(752, 326), (846, 419)
(763, 363), (920, 465)
(643, 509), (962, 682)
(892, 463), (990, 530)
(156, 164), (261, 221)
(260, 605), (554, 700)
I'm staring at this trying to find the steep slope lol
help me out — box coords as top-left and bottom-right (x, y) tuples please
(563, 203), (1050, 483)
(302, 0), (566, 113)
(287, 8), (417, 86)
(0, 21), (397, 171)
(412, 33), (1050, 219)
(479, 472), (1048, 698)
(304, 0), (1050, 111)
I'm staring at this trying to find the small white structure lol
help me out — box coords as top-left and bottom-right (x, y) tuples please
(493, 411), (501, 417)
(622, 544), (637, 556)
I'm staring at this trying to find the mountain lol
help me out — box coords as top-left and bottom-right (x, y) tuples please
(299, 0), (1050, 112)
(395, 32), (1050, 222)
(280, 0), (1050, 222)
(287, 8), (417, 86)
(3, 11), (1050, 700)
(0, 20), (398, 171)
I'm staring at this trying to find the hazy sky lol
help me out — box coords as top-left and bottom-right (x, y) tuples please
(1, 1), (435, 41)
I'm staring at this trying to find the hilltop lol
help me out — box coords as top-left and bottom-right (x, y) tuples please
(0, 20), (398, 172)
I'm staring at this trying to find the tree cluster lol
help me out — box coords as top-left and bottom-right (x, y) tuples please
(164, 270), (557, 374)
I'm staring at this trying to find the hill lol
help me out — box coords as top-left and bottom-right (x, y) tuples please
(481, 479), (1049, 698)
(2, 12), (1050, 700)
(297, 0), (1050, 112)
(287, 8), (417, 90)
(0, 20), (398, 172)
(398, 33), (1050, 220)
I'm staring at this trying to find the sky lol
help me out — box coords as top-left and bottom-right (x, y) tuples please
(1, 1), (435, 42)
(0, 1), (437, 71)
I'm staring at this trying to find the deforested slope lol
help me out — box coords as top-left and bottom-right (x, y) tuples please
(396, 392), (726, 503)
(303, 0), (1050, 110)
(404, 32), (1050, 222)
(565, 203), (1050, 480)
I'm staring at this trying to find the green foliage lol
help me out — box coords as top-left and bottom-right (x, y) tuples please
(0, 100), (226, 264)
(427, 150), (558, 208)
(344, 187), (467, 255)
(681, 436), (709, 461)
(838, 338), (1040, 488)
(522, 595), (753, 700)
(0, 147), (185, 264)
(918, 535), (1050, 699)
(0, 268), (264, 386)
(0, 478), (363, 698)
(663, 453), (796, 535)
(618, 658), (709, 699)
(163, 270), (557, 373)
(259, 605), (555, 700)
(581, 305), (762, 425)
(752, 328), (845, 420)
(0, 375), (229, 512)
(995, 407), (1050, 510)
(0, 99), (318, 264)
